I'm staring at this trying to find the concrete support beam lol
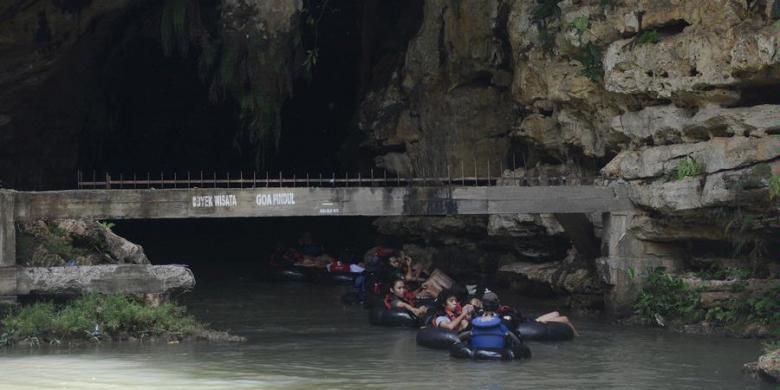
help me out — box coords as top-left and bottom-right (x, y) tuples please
(0, 191), (15, 266)
(0, 191), (16, 302)
(14, 186), (633, 221)
(597, 210), (683, 316)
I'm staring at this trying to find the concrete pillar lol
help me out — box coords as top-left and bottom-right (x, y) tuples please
(597, 210), (683, 316)
(0, 191), (17, 303)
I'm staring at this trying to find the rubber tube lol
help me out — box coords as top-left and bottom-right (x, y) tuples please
(416, 327), (461, 350)
(271, 267), (311, 282)
(449, 342), (516, 361)
(515, 319), (574, 341)
(369, 307), (419, 328)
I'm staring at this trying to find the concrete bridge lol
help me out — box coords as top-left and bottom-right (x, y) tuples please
(0, 183), (634, 302)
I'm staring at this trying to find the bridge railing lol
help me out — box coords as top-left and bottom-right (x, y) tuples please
(76, 170), (598, 189)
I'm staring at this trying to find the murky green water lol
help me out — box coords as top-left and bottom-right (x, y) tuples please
(0, 282), (772, 389)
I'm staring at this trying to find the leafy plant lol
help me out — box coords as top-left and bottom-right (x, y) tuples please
(769, 175), (780, 200)
(704, 306), (737, 323)
(571, 16), (589, 38)
(675, 156), (703, 180)
(638, 30), (661, 44)
(98, 221), (115, 231)
(0, 294), (204, 345)
(160, 0), (191, 57)
(302, 49), (319, 81)
(635, 268), (702, 323)
(577, 42), (604, 81)
(695, 265), (752, 281)
(159, 0), (281, 166)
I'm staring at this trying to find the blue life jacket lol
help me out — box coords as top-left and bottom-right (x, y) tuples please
(470, 315), (507, 350)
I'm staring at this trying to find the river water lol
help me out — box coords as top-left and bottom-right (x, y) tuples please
(0, 281), (772, 389)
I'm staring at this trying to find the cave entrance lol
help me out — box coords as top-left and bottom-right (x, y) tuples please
(76, 1), (241, 176)
(111, 217), (380, 281)
(275, 0), (423, 175)
(275, 0), (363, 174)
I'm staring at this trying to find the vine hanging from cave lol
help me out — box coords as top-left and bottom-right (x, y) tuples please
(159, 0), (280, 166)
(300, 0), (336, 81)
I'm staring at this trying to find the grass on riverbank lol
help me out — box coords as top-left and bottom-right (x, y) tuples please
(635, 269), (780, 334)
(0, 294), (205, 346)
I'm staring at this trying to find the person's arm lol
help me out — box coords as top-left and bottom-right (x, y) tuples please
(395, 301), (426, 316)
(402, 256), (416, 281)
(438, 309), (471, 331)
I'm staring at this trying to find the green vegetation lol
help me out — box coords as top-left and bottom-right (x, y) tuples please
(695, 265), (752, 281)
(635, 269), (780, 330)
(635, 268), (701, 322)
(98, 221), (115, 231)
(160, 0), (191, 57)
(160, 0), (280, 164)
(719, 208), (769, 262)
(577, 42), (604, 81)
(571, 16), (589, 38)
(769, 175), (780, 200)
(638, 30), (661, 44)
(0, 294), (204, 346)
(675, 156), (703, 180)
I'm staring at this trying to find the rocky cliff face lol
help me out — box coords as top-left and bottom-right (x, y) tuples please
(0, 0), (302, 189)
(2, 0), (778, 311)
(358, 0), (780, 309)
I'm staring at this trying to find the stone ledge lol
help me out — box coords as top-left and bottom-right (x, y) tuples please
(16, 264), (195, 296)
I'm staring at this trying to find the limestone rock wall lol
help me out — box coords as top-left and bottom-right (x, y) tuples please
(359, 0), (780, 309)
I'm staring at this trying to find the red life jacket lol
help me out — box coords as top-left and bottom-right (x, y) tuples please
(403, 290), (417, 306)
(376, 247), (395, 258)
(383, 294), (393, 310)
(384, 293), (414, 310)
(330, 260), (350, 273)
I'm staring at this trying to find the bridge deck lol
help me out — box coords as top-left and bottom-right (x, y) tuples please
(12, 185), (632, 220)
